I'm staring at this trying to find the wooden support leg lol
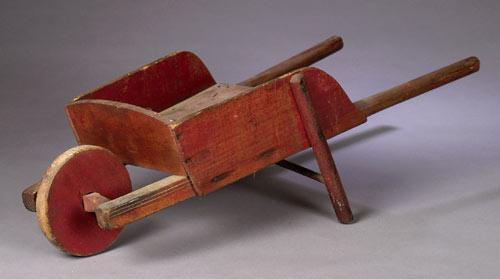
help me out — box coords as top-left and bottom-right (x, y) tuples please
(289, 73), (353, 224)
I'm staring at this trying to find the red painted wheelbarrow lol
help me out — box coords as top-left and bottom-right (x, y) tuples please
(22, 35), (480, 256)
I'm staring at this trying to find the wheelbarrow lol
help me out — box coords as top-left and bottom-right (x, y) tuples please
(21, 35), (480, 256)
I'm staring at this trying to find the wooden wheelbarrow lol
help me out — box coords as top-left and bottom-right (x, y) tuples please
(22, 35), (480, 256)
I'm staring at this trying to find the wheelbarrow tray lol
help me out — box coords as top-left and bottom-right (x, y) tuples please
(66, 51), (365, 195)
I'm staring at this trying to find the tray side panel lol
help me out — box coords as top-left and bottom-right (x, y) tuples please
(76, 51), (216, 112)
(174, 67), (366, 194)
(66, 100), (185, 174)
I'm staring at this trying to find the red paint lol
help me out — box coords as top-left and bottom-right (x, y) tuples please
(289, 74), (353, 224)
(66, 101), (185, 174)
(47, 148), (131, 256)
(300, 68), (366, 137)
(78, 51), (216, 112)
(174, 67), (366, 194)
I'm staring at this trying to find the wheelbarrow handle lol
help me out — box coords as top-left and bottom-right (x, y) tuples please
(22, 175), (195, 229)
(22, 182), (40, 212)
(239, 35), (343, 87)
(354, 56), (480, 117)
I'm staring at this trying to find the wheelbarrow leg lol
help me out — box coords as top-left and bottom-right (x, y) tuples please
(288, 73), (353, 224)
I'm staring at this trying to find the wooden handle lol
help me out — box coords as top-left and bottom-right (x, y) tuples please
(22, 182), (40, 212)
(354, 56), (480, 117)
(23, 175), (194, 230)
(95, 175), (195, 229)
(238, 35), (344, 87)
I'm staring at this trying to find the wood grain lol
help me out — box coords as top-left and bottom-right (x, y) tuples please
(66, 100), (185, 174)
(66, 51), (218, 173)
(276, 160), (324, 183)
(95, 175), (194, 229)
(354, 56), (480, 116)
(172, 67), (366, 194)
(289, 73), (353, 224)
(35, 145), (131, 256)
(21, 182), (40, 212)
(160, 84), (252, 125)
(239, 36), (343, 87)
(83, 192), (110, 213)
(75, 51), (216, 112)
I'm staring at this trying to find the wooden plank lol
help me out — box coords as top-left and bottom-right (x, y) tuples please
(74, 51), (216, 112)
(66, 51), (217, 173)
(95, 175), (194, 229)
(160, 84), (252, 125)
(66, 100), (185, 174)
(172, 67), (366, 194)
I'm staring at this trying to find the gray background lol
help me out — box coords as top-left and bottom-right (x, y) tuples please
(1, 0), (499, 278)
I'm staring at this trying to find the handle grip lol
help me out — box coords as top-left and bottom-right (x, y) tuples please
(239, 35), (343, 87)
(354, 56), (480, 117)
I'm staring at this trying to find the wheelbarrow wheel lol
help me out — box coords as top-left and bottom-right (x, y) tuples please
(36, 145), (132, 256)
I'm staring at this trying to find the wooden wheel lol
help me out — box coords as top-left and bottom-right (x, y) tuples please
(36, 145), (132, 256)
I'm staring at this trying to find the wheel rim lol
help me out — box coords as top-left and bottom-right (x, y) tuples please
(36, 145), (131, 256)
